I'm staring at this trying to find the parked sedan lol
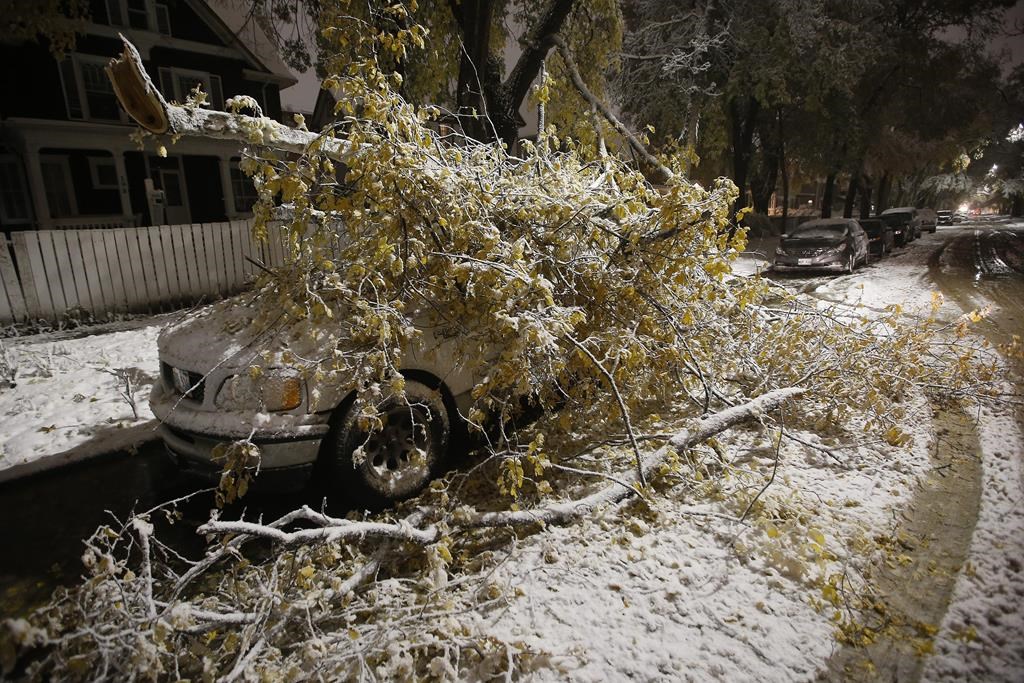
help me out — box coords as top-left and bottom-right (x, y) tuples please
(937, 210), (954, 226)
(773, 218), (870, 274)
(859, 218), (894, 257)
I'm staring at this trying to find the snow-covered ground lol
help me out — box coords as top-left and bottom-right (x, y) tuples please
(2, 222), (1023, 680)
(0, 317), (167, 483)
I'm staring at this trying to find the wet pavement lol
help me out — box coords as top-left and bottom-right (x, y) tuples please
(0, 445), (195, 619)
(0, 443), (319, 619)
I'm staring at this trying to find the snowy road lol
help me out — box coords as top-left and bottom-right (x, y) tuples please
(758, 219), (1024, 680)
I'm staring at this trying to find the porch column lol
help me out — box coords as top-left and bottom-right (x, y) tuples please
(218, 156), (237, 219)
(113, 151), (134, 224)
(23, 146), (53, 229)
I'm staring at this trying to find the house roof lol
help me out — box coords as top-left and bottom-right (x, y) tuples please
(193, 0), (297, 88)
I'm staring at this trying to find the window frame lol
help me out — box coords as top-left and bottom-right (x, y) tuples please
(39, 155), (79, 219)
(159, 67), (223, 110)
(102, 0), (159, 31)
(0, 155), (33, 225)
(229, 158), (258, 214)
(88, 156), (120, 190)
(60, 54), (129, 123)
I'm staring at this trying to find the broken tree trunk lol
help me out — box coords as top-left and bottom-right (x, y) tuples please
(106, 35), (355, 162)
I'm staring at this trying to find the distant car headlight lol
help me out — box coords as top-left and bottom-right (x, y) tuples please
(216, 372), (303, 412)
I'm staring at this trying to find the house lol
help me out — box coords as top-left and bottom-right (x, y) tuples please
(0, 0), (297, 235)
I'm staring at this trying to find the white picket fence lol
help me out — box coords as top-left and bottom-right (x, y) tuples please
(0, 220), (294, 324)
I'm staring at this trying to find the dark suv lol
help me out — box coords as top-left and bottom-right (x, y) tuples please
(859, 218), (894, 257)
(879, 207), (920, 246)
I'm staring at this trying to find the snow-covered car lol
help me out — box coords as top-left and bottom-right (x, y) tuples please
(917, 208), (938, 234)
(773, 218), (870, 274)
(880, 207), (921, 245)
(858, 217), (894, 257)
(150, 301), (477, 505)
(937, 209), (954, 225)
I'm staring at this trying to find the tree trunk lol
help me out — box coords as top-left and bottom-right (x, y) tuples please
(729, 96), (760, 217)
(876, 171), (892, 212)
(821, 172), (837, 218)
(449, 0), (578, 147)
(452, 0), (496, 142)
(842, 173), (859, 218)
(859, 174), (873, 217)
(750, 156), (778, 215)
(780, 156), (790, 232)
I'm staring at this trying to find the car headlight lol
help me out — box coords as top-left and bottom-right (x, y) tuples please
(829, 243), (847, 253)
(775, 246), (787, 256)
(216, 373), (303, 412)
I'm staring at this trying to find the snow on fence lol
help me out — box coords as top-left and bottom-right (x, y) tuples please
(0, 220), (292, 325)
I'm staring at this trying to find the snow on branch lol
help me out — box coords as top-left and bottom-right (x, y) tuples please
(105, 35), (355, 162)
(198, 387), (804, 546)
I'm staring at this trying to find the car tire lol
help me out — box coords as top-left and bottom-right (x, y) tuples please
(322, 376), (452, 508)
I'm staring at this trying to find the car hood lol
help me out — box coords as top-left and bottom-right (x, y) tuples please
(781, 237), (844, 247)
(157, 298), (279, 374)
(158, 297), (480, 406)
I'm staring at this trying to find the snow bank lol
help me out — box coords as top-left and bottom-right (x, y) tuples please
(0, 319), (165, 483)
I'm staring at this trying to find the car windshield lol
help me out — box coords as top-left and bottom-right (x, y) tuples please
(860, 221), (882, 236)
(789, 223), (846, 239)
(881, 213), (912, 226)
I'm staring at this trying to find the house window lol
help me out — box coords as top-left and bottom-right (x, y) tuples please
(125, 0), (150, 29)
(89, 157), (119, 190)
(80, 60), (122, 121)
(102, 0), (155, 30)
(155, 3), (171, 35)
(159, 67), (223, 109)
(103, 0), (126, 26)
(59, 55), (126, 122)
(40, 156), (78, 218)
(230, 159), (258, 212)
(0, 157), (32, 224)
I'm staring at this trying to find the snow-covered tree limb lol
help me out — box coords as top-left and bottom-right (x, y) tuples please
(198, 387), (804, 547)
(106, 35), (355, 162)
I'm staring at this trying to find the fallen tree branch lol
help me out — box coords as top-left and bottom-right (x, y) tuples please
(106, 36), (355, 162)
(199, 387), (804, 545)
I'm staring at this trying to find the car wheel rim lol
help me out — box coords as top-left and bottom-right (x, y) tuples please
(360, 403), (437, 494)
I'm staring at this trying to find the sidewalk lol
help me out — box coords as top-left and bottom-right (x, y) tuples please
(0, 316), (169, 483)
